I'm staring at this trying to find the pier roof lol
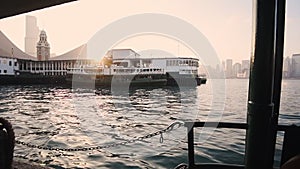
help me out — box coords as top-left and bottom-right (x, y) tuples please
(0, 31), (88, 61)
(49, 44), (87, 61)
(0, 31), (36, 60)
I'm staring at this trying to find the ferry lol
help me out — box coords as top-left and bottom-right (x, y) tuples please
(67, 65), (167, 87)
(67, 51), (206, 87)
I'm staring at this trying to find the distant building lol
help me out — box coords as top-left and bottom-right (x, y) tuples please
(291, 54), (300, 78)
(283, 57), (291, 78)
(226, 59), (233, 78)
(222, 61), (226, 72)
(241, 60), (250, 78)
(25, 15), (39, 56)
(37, 30), (50, 61)
(233, 62), (242, 78)
(215, 64), (220, 73)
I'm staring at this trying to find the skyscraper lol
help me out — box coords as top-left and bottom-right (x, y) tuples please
(283, 57), (291, 78)
(233, 62), (242, 78)
(241, 60), (250, 78)
(291, 54), (300, 78)
(25, 15), (39, 56)
(226, 59), (233, 78)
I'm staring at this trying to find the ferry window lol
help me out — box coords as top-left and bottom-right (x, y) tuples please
(9, 61), (12, 66)
(4, 70), (7, 73)
(0, 70), (1, 73)
(14, 62), (17, 66)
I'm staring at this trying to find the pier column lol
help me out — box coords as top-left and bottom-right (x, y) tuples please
(30, 61), (32, 72)
(43, 62), (45, 75)
(52, 62), (54, 75)
(245, 0), (276, 169)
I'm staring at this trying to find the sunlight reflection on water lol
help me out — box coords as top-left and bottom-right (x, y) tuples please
(0, 79), (299, 168)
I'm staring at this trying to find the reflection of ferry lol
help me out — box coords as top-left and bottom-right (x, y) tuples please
(67, 49), (206, 87)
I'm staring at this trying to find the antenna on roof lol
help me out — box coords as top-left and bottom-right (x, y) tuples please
(11, 47), (14, 58)
(177, 40), (180, 56)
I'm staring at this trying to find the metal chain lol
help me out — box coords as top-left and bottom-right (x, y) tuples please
(15, 121), (184, 152)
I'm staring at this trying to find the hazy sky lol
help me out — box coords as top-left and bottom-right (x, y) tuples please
(0, 0), (299, 64)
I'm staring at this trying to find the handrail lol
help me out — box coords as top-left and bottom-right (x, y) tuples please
(185, 121), (298, 132)
(183, 121), (300, 169)
(185, 122), (247, 129)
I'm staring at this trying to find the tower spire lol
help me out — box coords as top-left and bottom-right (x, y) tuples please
(36, 30), (50, 61)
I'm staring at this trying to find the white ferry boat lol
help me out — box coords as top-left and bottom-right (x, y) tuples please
(67, 65), (167, 86)
(67, 49), (206, 87)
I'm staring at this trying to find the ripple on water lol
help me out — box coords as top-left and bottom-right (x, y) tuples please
(0, 80), (299, 168)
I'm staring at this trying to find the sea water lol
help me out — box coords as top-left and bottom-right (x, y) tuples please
(0, 79), (299, 168)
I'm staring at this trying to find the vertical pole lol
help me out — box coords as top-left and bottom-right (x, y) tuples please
(187, 124), (195, 168)
(269, 0), (286, 167)
(245, 0), (276, 169)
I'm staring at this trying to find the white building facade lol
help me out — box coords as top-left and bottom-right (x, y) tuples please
(0, 56), (19, 75)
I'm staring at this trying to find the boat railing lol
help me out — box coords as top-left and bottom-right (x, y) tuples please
(111, 67), (165, 75)
(179, 69), (198, 75)
(184, 121), (300, 169)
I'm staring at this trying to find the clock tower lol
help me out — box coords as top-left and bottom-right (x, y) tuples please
(36, 30), (50, 61)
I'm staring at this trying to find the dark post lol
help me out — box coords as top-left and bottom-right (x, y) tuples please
(187, 123), (195, 168)
(269, 0), (286, 166)
(245, 0), (276, 169)
(0, 118), (14, 169)
(0, 128), (9, 169)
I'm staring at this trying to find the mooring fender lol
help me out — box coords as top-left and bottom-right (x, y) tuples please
(0, 117), (15, 169)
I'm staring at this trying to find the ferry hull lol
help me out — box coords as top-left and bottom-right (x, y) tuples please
(0, 73), (206, 87)
(166, 72), (203, 87)
(66, 74), (167, 87)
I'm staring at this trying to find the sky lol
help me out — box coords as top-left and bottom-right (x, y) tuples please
(0, 0), (299, 64)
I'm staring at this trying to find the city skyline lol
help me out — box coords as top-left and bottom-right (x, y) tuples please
(216, 55), (300, 79)
(0, 0), (300, 64)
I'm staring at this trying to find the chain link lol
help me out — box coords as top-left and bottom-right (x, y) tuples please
(15, 121), (184, 152)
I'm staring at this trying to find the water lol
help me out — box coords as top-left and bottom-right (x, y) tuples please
(0, 79), (299, 168)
